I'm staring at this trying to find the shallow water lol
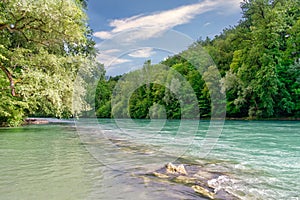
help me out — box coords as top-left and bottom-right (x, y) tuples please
(0, 124), (106, 200)
(0, 120), (299, 199)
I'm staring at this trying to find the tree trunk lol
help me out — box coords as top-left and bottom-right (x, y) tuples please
(0, 65), (16, 96)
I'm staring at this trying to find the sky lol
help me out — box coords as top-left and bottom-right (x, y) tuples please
(86, 0), (243, 76)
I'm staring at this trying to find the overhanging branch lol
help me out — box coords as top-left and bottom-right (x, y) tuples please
(0, 65), (16, 96)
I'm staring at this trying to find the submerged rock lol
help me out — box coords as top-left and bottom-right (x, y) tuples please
(192, 185), (215, 199)
(153, 172), (169, 179)
(173, 175), (197, 184)
(149, 162), (240, 200)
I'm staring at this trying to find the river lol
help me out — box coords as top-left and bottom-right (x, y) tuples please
(0, 119), (299, 199)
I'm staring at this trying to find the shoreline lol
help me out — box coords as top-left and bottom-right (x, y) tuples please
(24, 118), (74, 125)
(24, 117), (300, 126)
(225, 117), (300, 121)
(24, 118), (50, 125)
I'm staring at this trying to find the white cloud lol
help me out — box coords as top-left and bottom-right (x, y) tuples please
(96, 50), (131, 66)
(227, 0), (243, 11)
(93, 0), (242, 42)
(94, 0), (243, 68)
(204, 22), (211, 27)
(94, 0), (218, 41)
(94, 31), (112, 40)
(128, 48), (155, 58)
(100, 49), (120, 54)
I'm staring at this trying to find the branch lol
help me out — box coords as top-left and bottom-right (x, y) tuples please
(0, 65), (16, 96)
(0, 23), (8, 31)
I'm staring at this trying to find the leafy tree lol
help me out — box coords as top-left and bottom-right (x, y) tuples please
(221, 0), (300, 118)
(0, 0), (97, 126)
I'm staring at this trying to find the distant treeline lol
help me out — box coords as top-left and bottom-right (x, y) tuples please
(95, 0), (300, 119)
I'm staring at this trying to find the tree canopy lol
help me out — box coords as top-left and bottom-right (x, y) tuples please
(0, 0), (99, 126)
(1, 0), (299, 126)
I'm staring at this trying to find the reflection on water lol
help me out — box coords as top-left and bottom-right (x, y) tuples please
(0, 120), (299, 199)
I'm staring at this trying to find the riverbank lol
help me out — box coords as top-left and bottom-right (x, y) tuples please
(23, 117), (300, 126)
(225, 117), (300, 121)
(24, 118), (74, 125)
(24, 118), (50, 125)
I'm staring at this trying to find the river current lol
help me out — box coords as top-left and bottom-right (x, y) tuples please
(0, 119), (299, 199)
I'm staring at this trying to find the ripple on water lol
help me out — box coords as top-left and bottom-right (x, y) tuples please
(1, 120), (299, 200)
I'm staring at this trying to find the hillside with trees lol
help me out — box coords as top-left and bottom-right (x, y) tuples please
(96, 0), (300, 119)
(1, 0), (299, 126)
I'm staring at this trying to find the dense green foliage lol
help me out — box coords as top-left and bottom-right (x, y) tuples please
(1, 0), (299, 125)
(0, 0), (99, 126)
(95, 0), (300, 119)
(110, 60), (200, 120)
(213, 0), (300, 118)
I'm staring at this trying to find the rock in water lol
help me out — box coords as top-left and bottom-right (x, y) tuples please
(177, 164), (188, 175)
(153, 172), (169, 179)
(165, 163), (188, 175)
(148, 162), (241, 200)
(192, 185), (215, 199)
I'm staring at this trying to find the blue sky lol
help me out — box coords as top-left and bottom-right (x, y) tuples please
(87, 0), (243, 76)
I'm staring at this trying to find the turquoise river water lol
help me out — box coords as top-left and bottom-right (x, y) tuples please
(0, 119), (299, 199)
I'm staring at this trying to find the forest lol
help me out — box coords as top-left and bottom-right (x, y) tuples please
(96, 0), (300, 120)
(1, 0), (300, 126)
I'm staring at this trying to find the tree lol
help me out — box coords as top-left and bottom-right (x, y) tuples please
(222, 0), (300, 118)
(0, 0), (97, 126)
